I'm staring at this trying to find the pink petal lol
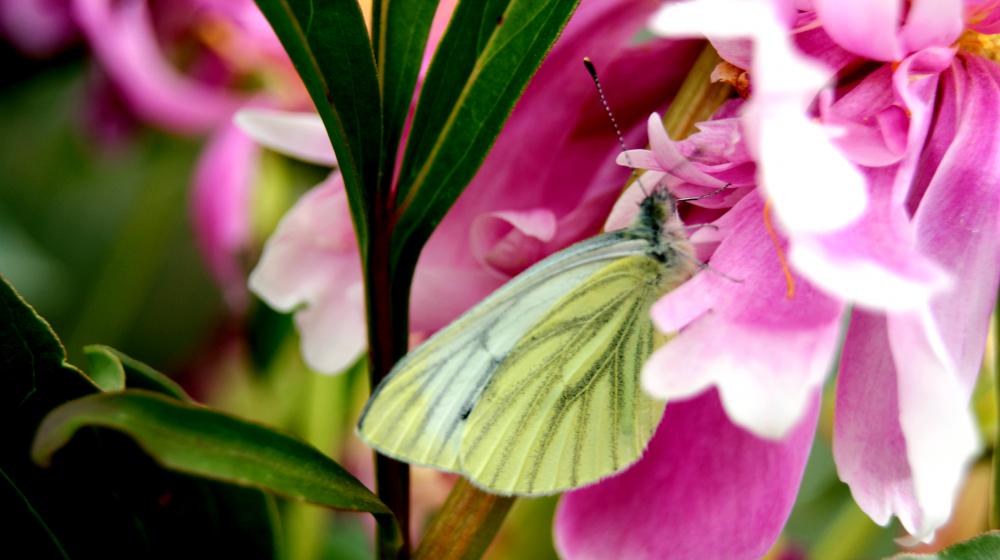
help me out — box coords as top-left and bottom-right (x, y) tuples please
(614, 149), (660, 172)
(646, 194), (843, 438)
(912, 54), (1000, 389)
(885, 308), (979, 541)
(833, 312), (925, 535)
(234, 109), (337, 166)
(556, 389), (819, 560)
(0, 0), (76, 57)
(791, 50), (956, 311)
(966, 0), (1000, 33)
(646, 113), (728, 187)
(248, 174), (365, 373)
(834, 53), (1000, 544)
(891, 54), (1000, 539)
(788, 167), (951, 312)
(652, 0), (869, 235)
(791, 11), (858, 73)
(814, 0), (903, 61)
(899, 0), (964, 54)
(72, 0), (239, 133)
(294, 278), (366, 374)
(192, 119), (258, 309)
(469, 209), (557, 277)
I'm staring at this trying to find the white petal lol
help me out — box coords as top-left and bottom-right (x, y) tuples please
(235, 109), (337, 166)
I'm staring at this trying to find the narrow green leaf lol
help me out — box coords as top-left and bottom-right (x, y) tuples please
(889, 531), (1000, 559)
(32, 390), (402, 558)
(86, 344), (190, 401)
(254, 0), (382, 255)
(376, 0), (439, 196)
(391, 0), (580, 274)
(394, 0), (507, 200)
(83, 345), (125, 392)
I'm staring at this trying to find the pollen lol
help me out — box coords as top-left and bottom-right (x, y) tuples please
(957, 30), (1000, 63)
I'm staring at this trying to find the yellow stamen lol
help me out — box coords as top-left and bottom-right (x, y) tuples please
(957, 30), (1000, 63)
(763, 200), (796, 299)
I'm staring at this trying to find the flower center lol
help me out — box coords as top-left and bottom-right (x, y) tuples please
(958, 30), (1000, 62)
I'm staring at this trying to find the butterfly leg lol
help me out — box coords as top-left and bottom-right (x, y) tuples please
(676, 250), (743, 283)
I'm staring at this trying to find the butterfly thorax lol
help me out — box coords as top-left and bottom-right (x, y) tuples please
(629, 191), (696, 286)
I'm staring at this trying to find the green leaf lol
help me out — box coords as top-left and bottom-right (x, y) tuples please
(83, 345), (125, 392)
(32, 390), (402, 559)
(889, 532), (1000, 559)
(254, 0), (381, 255)
(391, 0), (580, 274)
(0, 274), (97, 426)
(0, 275), (279, 557)
(374, 0), (440, 197)
(85, 344), (190, 400)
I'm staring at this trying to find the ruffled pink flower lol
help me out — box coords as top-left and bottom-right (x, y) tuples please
(246, 0), (702, 372)
(557, 1), (1000, 555)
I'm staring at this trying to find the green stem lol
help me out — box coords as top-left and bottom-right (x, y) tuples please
(414, 479), (515, 560)
(990, 290), (1000, 528)
(661, 45), (733, 139)
(366, 197), (412, 558)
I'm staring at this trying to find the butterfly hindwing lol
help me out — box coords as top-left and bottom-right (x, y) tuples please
(459, 255), (667, 495)
(357, 232), (649, 473)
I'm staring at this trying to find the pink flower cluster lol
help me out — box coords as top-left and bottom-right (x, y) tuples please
(559, 0), (999, 557)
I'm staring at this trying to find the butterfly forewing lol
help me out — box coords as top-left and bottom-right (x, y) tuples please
(358, 232), (649, 472)
(459, 255), (667, 495)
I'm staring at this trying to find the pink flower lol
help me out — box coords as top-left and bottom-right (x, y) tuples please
(71, 0), (298, 133)
(557, 0), (1000, 555)
(0, 0), (76, 57)
(70, 0), (309, 306)
(246, 0), (702, 371)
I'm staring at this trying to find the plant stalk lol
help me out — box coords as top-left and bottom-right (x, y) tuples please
(414, 479), (515, 560)
(990, 290), (999, 528)
(367, 196), (412, 558)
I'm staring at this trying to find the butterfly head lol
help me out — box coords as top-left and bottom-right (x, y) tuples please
(635, 188), (680, 235)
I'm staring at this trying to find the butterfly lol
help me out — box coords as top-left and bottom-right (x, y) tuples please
(357, 187), (699, 496)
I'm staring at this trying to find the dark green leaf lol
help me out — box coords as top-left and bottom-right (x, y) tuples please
(254, 0), (381, 255)
(391, 0), (580, 274)
(33, 390), (402, 558)
(889, 532), (1000, 559)
(375, 0), (440, 197)
(86, 344), (190, 401)
(0, 275), (278, 557)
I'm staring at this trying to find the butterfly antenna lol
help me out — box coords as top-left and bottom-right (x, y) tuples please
(676, 183), (731, 203)
(583, 57), (649, 197)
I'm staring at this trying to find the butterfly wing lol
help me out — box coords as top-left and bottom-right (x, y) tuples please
(459, 255), (670, 495)
(357, 231), (650, 473)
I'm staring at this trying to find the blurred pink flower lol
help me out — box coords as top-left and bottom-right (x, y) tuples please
(70, 0), (308, 306)
(0, 0), (76, 57)
(557, 0), (999, 555)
